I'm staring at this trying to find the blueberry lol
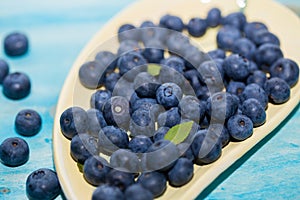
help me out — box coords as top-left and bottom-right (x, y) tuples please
(226, 81), (245, 97)
(223, 54), (250, 81)
(157, 107), (181, 128)
(232, 38), (256, 60)
(86, 109), (107, 137)
(137, 171), (167, 198)
(264, 77), (290, 104)
(161, 56), (185, 73)
(159, 14), (184, 32)
(187, 17), (208, 37)
(118, 52), (147, 81)
(240, 83), (268, 109)
(4, 32), (29, 56)
(176, 142), (195, 161)
(128, 135), (153, 153)
(133, 72), (160, 98)
(191, 130), (222, 165)
(0, 59), (9, 84)
(92, 184), (125, 200)
(217, 25), (242, 51)
(110, 149), (140, 173)
(79, 61), (106, 89)
(142, 140), (179, 172)
(241, 98), (266, 127)
(26, 168), (61, 200)
(208, 49), (226, 59)
(140, 26), (168, 45)
(156, 83), (183, 109)
(2, 72), (31, 100)
(206, 92), (238, 122)
(15, 109), (42, 136)
(104, 72), (121, 92)
(95, 51), (117, 73)
(118, 24), (139, 42)
(206, 8), (222, 27)
(254, 43), (283, 71)
(59, 107), (88, 139)
(106, 169), (135, 192)
(124, 184), (153, 200)
(130, 98), (157, 114)
(142, 40), (165, 63)
(70, 133), (98, 164)
(209, 123), (230, 148)
(111, 77), (135, 100)
(179, 95), (206, 123)
(246, 70), (267, 88)
(227, 114), (253, 141)
(167, 157), (194, 187)
(90, 89), (112, 111)
(130, 109), (155, 137)
(252, 30), (280, 46)
(140, 20), (156, 28)
(103, 96), (130, 130)
(153, 126), (170, 142)
(0, 137), (29, 167)
(117, 40), (142, 56)
(244, 22), (268, 41)
(83, 156), (110, 186)
(98, 126), (129, 155)
(222, 12), (247, 31)
(270, 58), (299, 87)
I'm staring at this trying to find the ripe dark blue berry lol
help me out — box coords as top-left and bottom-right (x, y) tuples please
(86, 109), (107, 137)
(244, 22), (268, 41)
(167, 157), (194, 187)
(222, 12), (246, 31)
(179, 95), (206, 123)
(223, 54), (250, 81)
(156, 82), (183, 109)
(254, 43), (283, 71)
(90, 89), (112, 112)
(95, 51), (117, 73)
(0, 59), (9, 84)
(83, 156), (110, 186)
(232, 38), (256, 60)
(246, 70), (267, 88)
(217, 25), (242, 51)
(79, 61), (106, 89)
(2, 72), (31, 100)
(106, 169), (135, 192)
(128, 135), (153, 153)
(124, 184), (153, 200)
(110, 149), (140, 173)
(137, 171), (167, 198)
(206, 8), (222, 27)
(241, 98), (266, 127)
(240, 83), (268, 109)
(227, 114), (253, 141)
(118, 24), (139, 42)
(157, 107), (181, 128)
(4, 32), (29, 57)
(0, 137), (29, 167)
(15, 109), (42, 136)
(187, 17), (208, 37)
(92, 184), (124, 200)
(264, 77), (290, 104)
(153, 127), (170, 142)
(26, 168), (61, 200)
(159, 14), (184, 32)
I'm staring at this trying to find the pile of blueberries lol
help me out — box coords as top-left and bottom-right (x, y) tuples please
(59, 7), (299, 200)
(0, 33), (62, 199)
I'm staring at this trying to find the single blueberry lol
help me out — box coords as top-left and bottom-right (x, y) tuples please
(86, 109), (107, 137)
(94, 51), (117, 73)
(223, 54), (250, 81)
(98, 126), (129, 155)
(0, 137), (29, 167)
(26, 168), (61, 200)
(232, 38), (256, 60)
(70, 133), (98, 164)
(161, 56), (185, 73)
(92, 184), (125, 200)
(226, 81), (245, 97)
(252, 30), (280, 46)
(254, 43), (283, 71)
(156, 83), (183, 109)
(106, 169), (135, 192)
(187, 17), (208, 37)
(191, 130), (222, 165)
(133, 72), (160, 98)
(217, 25), (242, 51)
(2, 72), (31, 100)
(157, 107), (181, 128)
(130, 98), (157, 114)
(244, 22), (268, 41)
(222, 12), (247, 31)
(206, 8), (222, 27)
(110, 149), (140, 173)
(142, 39), (165, 64)
(118, 24), (139, 42)
(246, 70), (267, 88)
(167, 157), (194, 187)
(0, 59), (9, 84)
(159, 14), (184, 32)
(128, 135), (153, 153)
(104, 72), (121, 92)
(227, 114), (253, 141)
(241, 98), (266, 127)
(264, 77), (290, 104)
(79, 61), (106, 89)
(208, 49), (226, 59)
(240, 83), (268, 109)
(90, 89), (112, 112)
(4, 32), (29, 56)
(270, 58), (299, 87)
(83, 156), (110, 186)
(137, 171), (167, 198)
(59, 107), (88, 139)
(179, 95), (206, 123)
(124, 184), (153, 200)
(15, 109), (42, 136)
(130, 109), (155, 137)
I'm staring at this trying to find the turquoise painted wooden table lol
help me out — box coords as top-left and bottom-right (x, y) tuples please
(0, 0), (299, 199)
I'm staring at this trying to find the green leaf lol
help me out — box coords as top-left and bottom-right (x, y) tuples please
(164, 121), (194, 144)
(148, 64), (161, 76)
(77, 162), (83, 173)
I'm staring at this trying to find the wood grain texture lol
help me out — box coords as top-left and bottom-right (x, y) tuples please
(0, 0), (299, 199)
